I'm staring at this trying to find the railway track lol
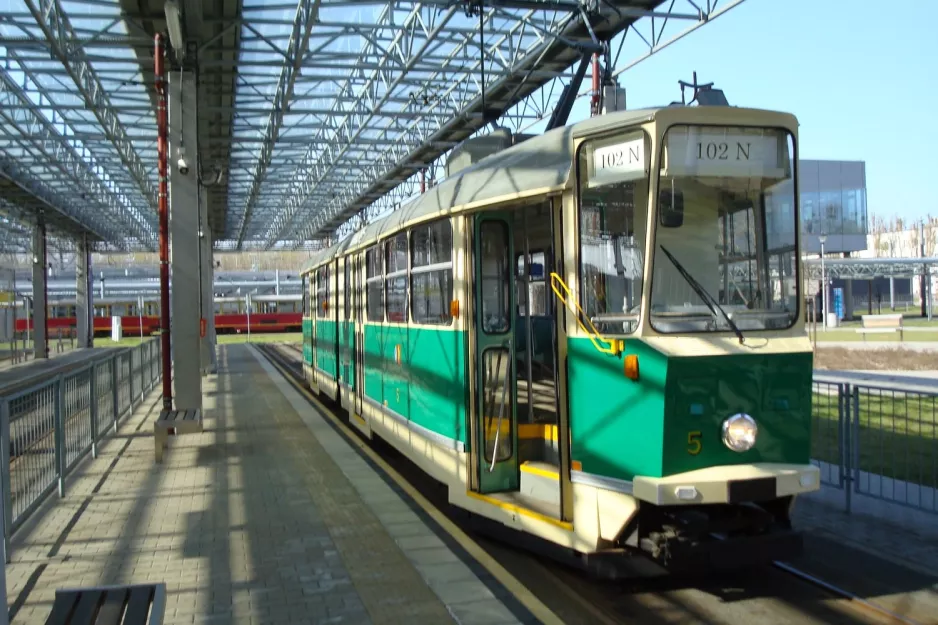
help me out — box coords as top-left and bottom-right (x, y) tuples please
(257, 342), (926, 625)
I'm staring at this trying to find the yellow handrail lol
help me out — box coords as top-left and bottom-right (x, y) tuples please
(549, 272), (621, 357)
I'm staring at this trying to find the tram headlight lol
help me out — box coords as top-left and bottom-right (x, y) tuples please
(722, 413), (758, 452)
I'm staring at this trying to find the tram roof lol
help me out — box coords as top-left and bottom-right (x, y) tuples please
(300, 108), (667, 274)
(299, 105), (798, 275)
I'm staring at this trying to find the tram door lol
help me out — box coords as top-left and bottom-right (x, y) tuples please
(341, 258), (354, 408)
(353, 254), (365, 417)
(473, 212), (519, 493)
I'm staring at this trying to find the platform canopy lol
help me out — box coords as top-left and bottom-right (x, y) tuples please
(0, 0), (744, 252)
(803, 257), (938, 281)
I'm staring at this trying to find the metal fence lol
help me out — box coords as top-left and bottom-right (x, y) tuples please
(0, 339), (162, 560)
(812, 377), (938, 515)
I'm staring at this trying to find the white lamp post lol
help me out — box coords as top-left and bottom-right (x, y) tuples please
(819, 235), (828, 329)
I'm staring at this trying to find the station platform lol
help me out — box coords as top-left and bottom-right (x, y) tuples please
(0, 347), (125, 394)
(3, 344), (543, 625)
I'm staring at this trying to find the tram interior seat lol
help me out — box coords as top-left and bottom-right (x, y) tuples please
(515, 316), (553, 372)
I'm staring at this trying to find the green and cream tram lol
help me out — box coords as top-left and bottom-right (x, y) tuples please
(300, 103), (818, 574)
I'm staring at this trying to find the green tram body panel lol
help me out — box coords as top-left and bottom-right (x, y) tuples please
(567, 338), (667, 479)
(315, 319), (339, 378)
(568, 336), (813, 481)
(302, 318), (314, 366)
(662, 351), (813, 475)
(305, 316), (812, 484)
(362, 324), (468, 445)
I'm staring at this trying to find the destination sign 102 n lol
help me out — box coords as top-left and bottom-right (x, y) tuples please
(589, 136), (645, 188)
(666, 130), (781, 177)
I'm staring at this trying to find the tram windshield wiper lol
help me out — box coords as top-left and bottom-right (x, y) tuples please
(658, 245), (745, 344)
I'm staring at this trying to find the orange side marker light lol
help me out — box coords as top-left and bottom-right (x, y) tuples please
(624, 354), (639, 380)
(450, 299), (459, 319)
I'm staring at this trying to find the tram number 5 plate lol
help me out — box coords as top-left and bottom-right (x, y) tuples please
(687, 431), (702, 455)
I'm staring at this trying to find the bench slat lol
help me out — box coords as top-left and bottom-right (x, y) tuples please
(45, 591), (80, 625)
(123, 586), (153, 624)
(157, 410), (201, 426)
(95, 589), (129, 625)
(70, 589), (103, 625)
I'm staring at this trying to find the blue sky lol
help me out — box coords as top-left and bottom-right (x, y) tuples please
(559, 0), (938, 224)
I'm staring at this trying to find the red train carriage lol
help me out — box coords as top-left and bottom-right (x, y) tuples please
(12, 294), (302, 337)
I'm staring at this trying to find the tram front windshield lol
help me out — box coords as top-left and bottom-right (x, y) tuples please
(650, 125), (798, 334)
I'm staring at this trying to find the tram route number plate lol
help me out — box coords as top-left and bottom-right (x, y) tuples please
(666, 130), (784, 177)
(589, 137), (646, 188)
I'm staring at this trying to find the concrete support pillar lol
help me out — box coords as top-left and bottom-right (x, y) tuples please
(75, 234), (93, 348)
(169, 69), (202, 410)
(31, 216), (48, 359)
(889, 277), (895, 310)
(199, 192), (216, 374)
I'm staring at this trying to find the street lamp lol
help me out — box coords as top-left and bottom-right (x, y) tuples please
(819, 235), (828, 329)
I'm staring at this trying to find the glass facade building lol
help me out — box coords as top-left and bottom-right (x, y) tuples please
(799, 160), (868, 254)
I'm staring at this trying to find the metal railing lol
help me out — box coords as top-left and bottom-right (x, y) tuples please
(812, 378), (938, 515)
(0, 339), (162, 560)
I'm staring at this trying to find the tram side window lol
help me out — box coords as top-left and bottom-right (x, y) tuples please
(366, 246), (384, 322)
(301, 276), (308, 316)
(317, 266), (330, 318)
(411, 219), (453, 325)
(386, 233), (408, 323)
(479, 221), (511, 333)
(577, 131), (649, 335)
(312, 273), (317, 317)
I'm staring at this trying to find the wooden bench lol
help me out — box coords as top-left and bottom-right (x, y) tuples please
(856, 314), (904, 341)
(154, 409), (202, 463)
(45, 582), (166, 625)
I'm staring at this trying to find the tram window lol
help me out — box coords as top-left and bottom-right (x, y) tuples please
(385, 233), (408, 323)
(479, 221), (511, 334)
(411, 219), (453, 325)
(366, 246), (384, 322)
(577, 130), (649, 335)
(317, 266), (330, 318)
(650, 126), (798, 332)
(301, 276), (308, 316)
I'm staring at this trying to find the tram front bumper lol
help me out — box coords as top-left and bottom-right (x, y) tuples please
(632, 463), (820, 506)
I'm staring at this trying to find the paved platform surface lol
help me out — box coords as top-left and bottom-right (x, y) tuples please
(3, 344), (535, 625)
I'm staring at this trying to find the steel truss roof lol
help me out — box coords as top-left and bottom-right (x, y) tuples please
(0, 0), (743, 253)
(803, 257), (938, 281)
